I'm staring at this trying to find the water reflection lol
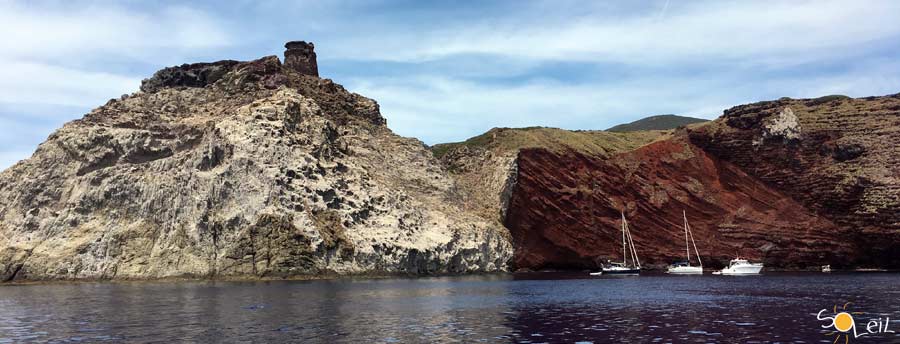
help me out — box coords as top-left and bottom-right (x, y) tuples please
(1, 273), (899, 343)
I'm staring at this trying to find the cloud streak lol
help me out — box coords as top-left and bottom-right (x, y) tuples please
(1, 0), (899, 170)
(347, 59), (900, 145)
(0, 2), (232, 64)
(326, 0), (900, 66)
(0, 1), (234, 170)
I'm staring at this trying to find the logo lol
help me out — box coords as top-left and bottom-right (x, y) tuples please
(817, 302), (895, 343)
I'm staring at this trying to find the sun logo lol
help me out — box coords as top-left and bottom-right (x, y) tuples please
(817, 302), (896, 343)
(818, 302), (862, 343)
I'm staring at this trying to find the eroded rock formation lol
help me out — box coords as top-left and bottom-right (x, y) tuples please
(689, 95), (900, 267)
(2, 40), (897, 282)
(440, 96), (899, 270)
(504, 137), (854, 270)
(0, 42), (511, 281)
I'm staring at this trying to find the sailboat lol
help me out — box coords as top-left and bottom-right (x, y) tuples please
(667, 210), (703, 274)
(600, 211), (641, 275)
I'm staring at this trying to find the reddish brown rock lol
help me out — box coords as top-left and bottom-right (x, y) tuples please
(504, 136), (856, 270)
(499, 94), (900, 271)
(688, 95), (900, 268)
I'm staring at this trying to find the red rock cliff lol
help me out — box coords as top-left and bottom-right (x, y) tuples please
(688, 95), (900, 268)
(504, 137), (855, 270)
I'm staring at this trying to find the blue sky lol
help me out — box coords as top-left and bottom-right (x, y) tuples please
(2, 0), (900, 170)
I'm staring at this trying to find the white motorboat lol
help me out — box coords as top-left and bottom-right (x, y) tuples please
(713, 258), (763, 275)
(592, 211), (641, 276)
(667, 210), (704, 274)
(822, 265), (832, 273)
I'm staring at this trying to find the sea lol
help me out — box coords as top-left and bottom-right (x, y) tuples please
(2, 272), (899, 343)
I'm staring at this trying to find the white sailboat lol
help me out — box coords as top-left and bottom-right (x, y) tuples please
(598, 212), (641, 275)
(667, 210), (703, 274)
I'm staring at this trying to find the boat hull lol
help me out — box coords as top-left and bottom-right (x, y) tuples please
(667, 266), (703, 274)
(717, 264), (763, 275)
(601, 268), (640, 275)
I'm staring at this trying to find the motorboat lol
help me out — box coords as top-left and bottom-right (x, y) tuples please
(667, 210), (704, 274)
(822, 265), (832, 273)
(713, 258), (763, 275)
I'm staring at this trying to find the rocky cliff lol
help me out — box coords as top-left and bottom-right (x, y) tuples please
(688, 95), (900, 267)
(433, 127), (664, 234)
(504, 137), (854, 270)
(441, 95), (899, 270)
(2, 42), (897, 282)
(0, 42), (512, 281)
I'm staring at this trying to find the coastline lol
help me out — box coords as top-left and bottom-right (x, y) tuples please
(5, 267), (898, 286)
(0, 270), (514, 286)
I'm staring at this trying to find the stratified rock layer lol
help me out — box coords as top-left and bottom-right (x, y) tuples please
(689, 95), (900, 267)
(498, 95), (900, 270)
(0, 46), (511, 281)
(504, 138), (853, 270)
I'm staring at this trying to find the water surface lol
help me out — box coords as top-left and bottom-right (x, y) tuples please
(2, 272), (899, 343)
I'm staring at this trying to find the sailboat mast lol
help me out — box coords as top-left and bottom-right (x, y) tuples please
(621, 211), (627, 266)
(625, 218), (641, 269)
(687, 219), (703, 268)
(683, 210), (690, 264)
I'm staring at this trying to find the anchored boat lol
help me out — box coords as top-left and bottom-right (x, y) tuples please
(713, 258), (763, 275)
(667, 210), (703, 274)
(595, 211), (641, 275)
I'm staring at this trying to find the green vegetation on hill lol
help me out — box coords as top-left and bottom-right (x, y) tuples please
(606, 114), (708, 132)
(431, 126), (665, 159)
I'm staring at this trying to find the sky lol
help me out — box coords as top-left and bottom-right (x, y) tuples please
(2, 0), (900, 170)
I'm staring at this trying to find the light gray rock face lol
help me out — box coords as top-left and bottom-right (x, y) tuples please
(0, 52), (512, 281)
(762, 107), (801, 141)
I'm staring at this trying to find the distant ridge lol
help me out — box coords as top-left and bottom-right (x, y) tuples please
(607, 114), (707, 132)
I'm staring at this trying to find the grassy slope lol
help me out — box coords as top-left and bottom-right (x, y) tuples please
(607, 114), (708, 132)
(432, 126), (667, 159)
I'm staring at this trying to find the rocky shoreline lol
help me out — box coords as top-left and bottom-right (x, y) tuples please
(1, 41), (898, 283)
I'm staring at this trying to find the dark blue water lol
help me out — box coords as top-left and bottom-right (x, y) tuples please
(2, 272), (899, 343)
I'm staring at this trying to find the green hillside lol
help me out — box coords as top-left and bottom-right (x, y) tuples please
(607, 114), (708, 132)
(431, 126), (665, 160)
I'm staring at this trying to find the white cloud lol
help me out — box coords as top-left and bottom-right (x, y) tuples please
(329, 0), (900, 67)
(0, 1), (233, 169)
(348, 59), (900, 144)
(0, 3), (232, 63)
(349, 75), (721, 144)
(1, 0), (899, 161)
(0, 2), (233, 108)
(0, 60), (140, 107)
